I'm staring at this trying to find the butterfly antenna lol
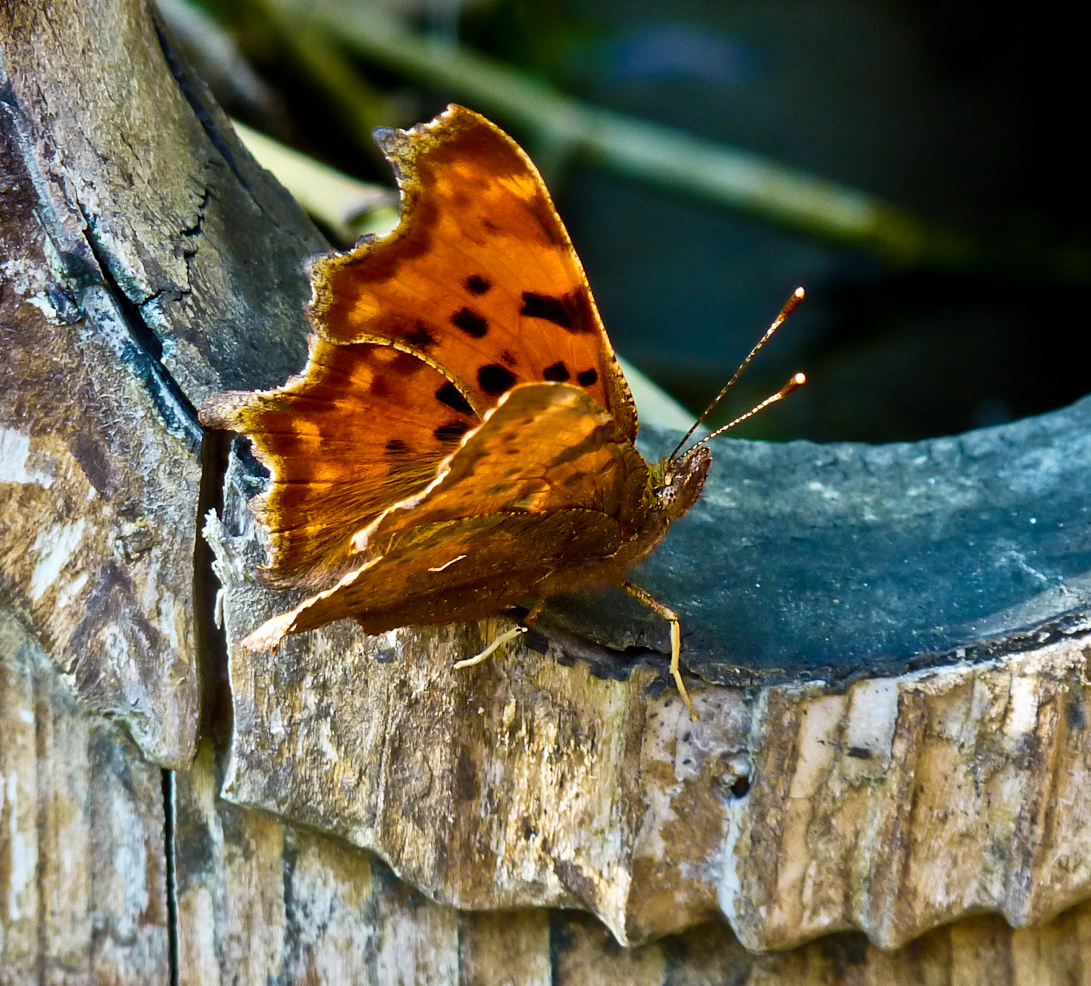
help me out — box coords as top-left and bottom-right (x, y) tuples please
(689, 372), (807, 448)
(669, 287), (806, 461)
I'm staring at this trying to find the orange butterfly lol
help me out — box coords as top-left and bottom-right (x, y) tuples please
(201, 104), (801, 720)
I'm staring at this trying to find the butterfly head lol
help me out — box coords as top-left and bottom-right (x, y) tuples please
(651, 445), (712, 521)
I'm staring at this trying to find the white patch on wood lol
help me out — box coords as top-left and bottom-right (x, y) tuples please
(159, 592), (180, 652)
(632, 702), (687, 860)
(55, 571), (90, 610)
(316, 720), (339, 765)
(30, 519), (86, 601)
(374, 892), (459, 986)
(0, 257), (35, 297)
(844, 679), (900, 761)
(1006, 675), (1040, 737)
(24, 292), (60, 321)
(101, 624), (132, 673)
(789, 694), (846, 799)
(109, 794), (150, 940)
(0, 426), (52, 487)
(4, 772), (35, 921)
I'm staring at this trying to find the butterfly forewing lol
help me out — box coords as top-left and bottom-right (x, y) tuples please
(310, 105), (638, 440)
(199, 339), (478, 588)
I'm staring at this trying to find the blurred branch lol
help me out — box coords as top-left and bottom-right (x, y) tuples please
(234, 121), (398, 241)
(270, 0), (1089, 282)
(157, 0), (292, 136)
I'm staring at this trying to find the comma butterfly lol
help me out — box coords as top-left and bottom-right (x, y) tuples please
(200, 104), (803, 720)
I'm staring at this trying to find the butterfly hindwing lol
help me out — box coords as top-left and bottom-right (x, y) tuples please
(359, 382), (648, 552)
(241, 383), (651, 650)
(199, 339), (478, 588)
(309, 105), (638, 439)
(243, 509), (625, 650)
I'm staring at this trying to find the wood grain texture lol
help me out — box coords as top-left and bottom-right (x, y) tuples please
(211, 461), (1091, 949)
(0, 0), (324, 402)
(552, 904), (1091, 986)
(10, 0), (1091, 978)
(0, 611), (170, 983)
(173, 741), (464, 985)
(168, 714), (1091, 985)
(7, 600), (1091, 985)
(0, 0), (325, 766)
(0, 68), (200, 767)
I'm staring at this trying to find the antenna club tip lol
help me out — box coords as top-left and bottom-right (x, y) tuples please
(793, 372), (807, 385)
(793, 286), (806, 299)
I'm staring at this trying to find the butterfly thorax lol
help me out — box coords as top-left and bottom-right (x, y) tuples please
(646, 445), (712, 522)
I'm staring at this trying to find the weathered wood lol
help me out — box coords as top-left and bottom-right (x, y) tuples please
(173, 741), (465, 984)
(0, 611), (170, 983)
(211, 420), (1091, 947)
(7, 600), (1091, 984)
(1, 0), (324, 767)
(168, 722), (1091, 984)
(0, 73), (201, 767)
(9, 0), (1091, 978)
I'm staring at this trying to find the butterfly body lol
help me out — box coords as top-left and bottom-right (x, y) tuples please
(201, 105), (711, 716)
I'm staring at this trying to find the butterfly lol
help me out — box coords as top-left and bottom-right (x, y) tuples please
(200, 104), (802, 720)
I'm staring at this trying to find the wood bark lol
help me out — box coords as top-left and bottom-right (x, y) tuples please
(5, 0), (1091, 981)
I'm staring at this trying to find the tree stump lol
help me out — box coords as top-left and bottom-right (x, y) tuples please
(4, 1), (1091, 981)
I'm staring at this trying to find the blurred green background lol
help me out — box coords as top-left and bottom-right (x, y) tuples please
(162, 0), (1091, 442)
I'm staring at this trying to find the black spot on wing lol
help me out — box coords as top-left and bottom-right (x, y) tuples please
(543, 361), (570, 382)
(478, 364), (517, 395)
(402, 320), (436, 349)
(501, 350), (518, 368)
(435, 382), (474, 415)
(464, 274), (491, 295)
(520, 292), (571, 329)
(435, 421), (472, 443)
(520, 291), (595, 333)
(563, 471), (587, 487)
(452, 307), (488, 338)
(385, 439), (409, 456)
(577, 368), (598, 386)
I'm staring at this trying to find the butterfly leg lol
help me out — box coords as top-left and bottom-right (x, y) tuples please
(453, 599), (547, 670)
(621, 581), (697, 721)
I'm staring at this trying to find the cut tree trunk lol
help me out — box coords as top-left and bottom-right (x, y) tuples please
(4, 0), (1091, 981)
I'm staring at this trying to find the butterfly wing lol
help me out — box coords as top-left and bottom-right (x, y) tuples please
(242, 383), (650, 650)
(360, 382), (648, 549)
(199, 339), (478, 588)
(310, 104), (638, 440)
